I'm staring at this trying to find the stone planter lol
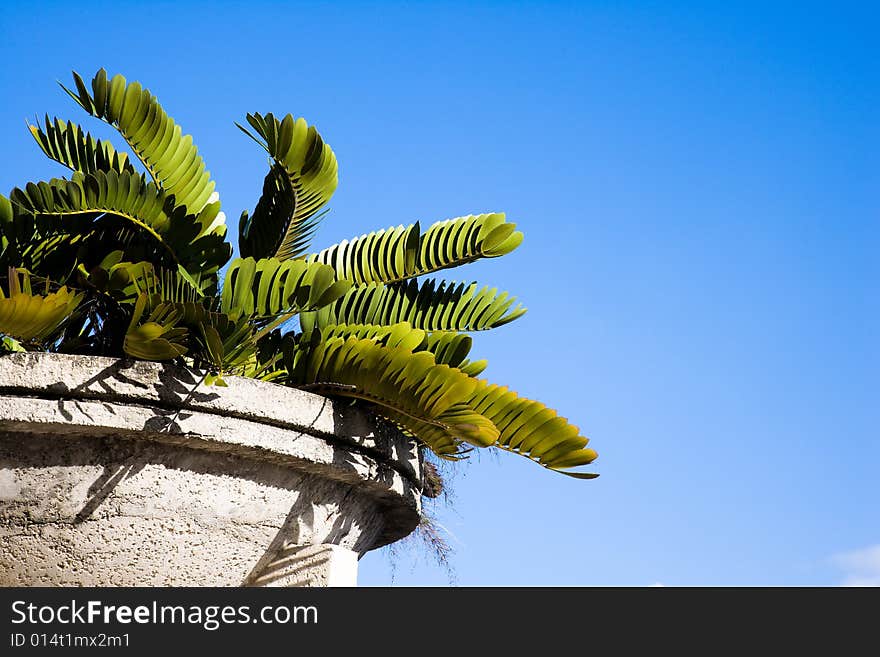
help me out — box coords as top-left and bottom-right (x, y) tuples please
(0, 353), (421, 586)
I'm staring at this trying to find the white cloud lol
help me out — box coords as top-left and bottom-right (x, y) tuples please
(831, 544), (880, 587)
(648, 582), (665, 587)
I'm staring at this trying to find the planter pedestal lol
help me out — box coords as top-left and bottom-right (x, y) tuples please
(0, 353), (422, 587)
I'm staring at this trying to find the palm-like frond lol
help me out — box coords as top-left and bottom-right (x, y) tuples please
(0, 268), (83, 343)
(9, 171), (231, 286)
(300, 322), (426, 350)
(301, 279), (526, 333)
(29, 116), (136, 176)
(465, 382), (598, 477)
(285, 335), (499, 454)
(61, 69), (222, 234)
(283, 330), (595, 475)
(237, 112), (337, 260)
(299, 322), (487, 376)
(220, 257), (350, 319)
(308, 213), (523, 285)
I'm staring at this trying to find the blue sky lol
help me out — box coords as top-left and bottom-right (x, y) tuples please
(0, 1), (875, 585)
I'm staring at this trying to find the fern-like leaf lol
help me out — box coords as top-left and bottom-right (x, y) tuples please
(237, 112), (337, 260)
(308, 213), (522, 285)
(9, 171), (231, 287)
(29, 116), (136, 176)
(220, 257), (350, 319)
(301, 279), (526, 333)
(466, 382), (598, 477)
(62, 68), (223, 235)
(285, 335), (499, 454)
(299, 322), (480, 372)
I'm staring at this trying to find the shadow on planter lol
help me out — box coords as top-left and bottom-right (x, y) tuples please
(0, 352), (422, 586)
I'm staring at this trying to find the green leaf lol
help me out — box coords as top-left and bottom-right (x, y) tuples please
(28, 116), (136, 176)
(195, 310), (259, 374)
(123, 293), (188, 360)
(308, 213), (522, 285)
(466, 381), (598, 476)
(106, 261), (204, 307)
(459, 359), (488, 377)
(9, 171), (231, 289)
(306, 279), (526, 332)
(1, 336), (26, 352)
(299, 322), (427, 352)
(0, 268), (83, 343)
(220, 257), (350, 319)
(285, 335), (499, 454)
(62, 69), (222, 231)
(238, 113), (337, 260)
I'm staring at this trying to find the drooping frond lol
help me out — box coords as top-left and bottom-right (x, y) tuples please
(220, 257), (350, 319)
(308, 213), (523, 285)
(237, 113), (337, 260)
(0, 268), (83, 343)
(465, 382), (598, 478)
(300, 279), (526, 333)
(289, 326), (595, 475)
(61, 69), (222, 233)
(29, 116), (136, 176)
(8, 171), (231, 286)
(284, 335), (499, 454)
(293, 318), (597, 474)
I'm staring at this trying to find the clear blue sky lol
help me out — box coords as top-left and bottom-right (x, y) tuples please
(1, 1), (876, 586)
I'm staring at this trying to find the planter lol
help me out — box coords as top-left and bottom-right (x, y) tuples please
(0, 353), (422, 586)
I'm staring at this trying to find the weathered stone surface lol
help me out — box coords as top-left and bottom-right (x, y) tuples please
(0, 353), (422, 587)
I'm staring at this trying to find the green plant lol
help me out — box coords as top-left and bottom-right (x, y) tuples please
(0, 69), (597, 478)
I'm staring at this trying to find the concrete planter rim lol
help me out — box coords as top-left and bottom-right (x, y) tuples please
(0, 352), (423, 586)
